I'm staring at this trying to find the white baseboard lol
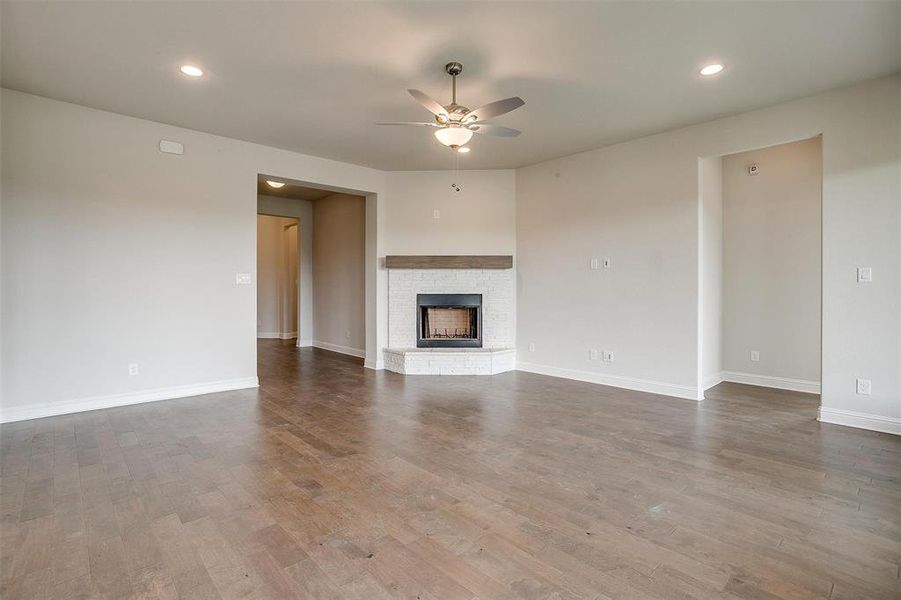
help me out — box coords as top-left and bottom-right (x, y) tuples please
(703, 372), (724, 390)
(363, 358), (384, 370)
(516, 361), (700, 401)
(722, 371), (820, 394)
(0, 377), (259, 424)
(312, 340), (366, 359)
(296, 339), (313, 348)
(258, 332), (297, 340)
(818, 407), (901, 435)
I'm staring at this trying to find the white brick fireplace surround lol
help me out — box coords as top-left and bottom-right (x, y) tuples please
(386, 265), (515, 375)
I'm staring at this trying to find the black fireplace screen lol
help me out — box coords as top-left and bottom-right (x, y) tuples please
(416, 294), (482, 348)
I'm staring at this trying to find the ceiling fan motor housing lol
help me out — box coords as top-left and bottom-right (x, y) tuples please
(445, 62), (463, 76)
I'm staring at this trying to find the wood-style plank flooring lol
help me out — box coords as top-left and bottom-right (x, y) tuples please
(2, 340), (899, 599)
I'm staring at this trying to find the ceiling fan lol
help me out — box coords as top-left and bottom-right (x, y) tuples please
(377, 62), (524, 150)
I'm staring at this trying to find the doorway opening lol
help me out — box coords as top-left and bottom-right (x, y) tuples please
(257, 215), (299, 341)
(256, 175), (367, 364)
(700, 136), (823, 402)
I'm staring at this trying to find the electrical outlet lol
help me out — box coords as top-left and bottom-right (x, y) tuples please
(602, 351), (614, 363)
(602, 258), (611, 269)
(235, 273), (252, 285)
(857, 267), (872, 283)
(750, 350), (760, 362)
(856, 378), (871, 395)
(528, 342), (536, 352)
(589, 348), (598, 361)
(128, 363), (139, 376)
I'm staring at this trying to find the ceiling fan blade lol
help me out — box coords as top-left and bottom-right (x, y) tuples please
(376, 122), (439, 127)
(407, 89), (448, 117)
(464, 97), (524, 122)
(467, 123), (521, 137)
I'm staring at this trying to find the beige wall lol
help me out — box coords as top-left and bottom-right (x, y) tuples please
(722, 137), (822, 384)
(700, 156), (724, 389)
(256, 215), (298, 338)
(258, 195), (314, 344)
(517, 76), (899, 431)
(0, 89), (386, 422)
(313, 193), (366, 355)
(384, 170), (516, 255)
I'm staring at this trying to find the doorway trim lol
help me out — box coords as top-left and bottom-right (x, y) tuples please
(697, 134), (824, 403)
(256, 175), (382, 369)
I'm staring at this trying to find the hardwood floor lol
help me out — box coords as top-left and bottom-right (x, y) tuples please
(2, 340), (899, 599)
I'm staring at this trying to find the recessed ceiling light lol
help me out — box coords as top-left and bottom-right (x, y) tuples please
(457, 147), (471, 153)
(700, 63), (724, 76)
(265, 180), (285, 188)
(179, 64), (204, 78)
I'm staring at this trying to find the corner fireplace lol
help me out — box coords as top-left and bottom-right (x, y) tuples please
(417, 293), (482, 348)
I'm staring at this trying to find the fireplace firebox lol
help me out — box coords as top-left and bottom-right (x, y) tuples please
(416, 294), (482, 348)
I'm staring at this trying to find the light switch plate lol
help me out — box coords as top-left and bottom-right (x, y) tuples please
(589, 349), (598, 361)
(602, 258), (611, 269)
(235, 273), (252, 285)
(750, 350), (760, 362)
(528, 342), (536, 352)
(590, 258), (599, 270)
(602, 351), (614, 362)
(433, 209), (440, 219)
(856, 378), (871, 395)
(857, 267), (872, 283)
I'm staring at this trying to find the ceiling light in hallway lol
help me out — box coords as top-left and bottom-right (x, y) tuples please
(700, 63), (724, 76)
(179, 64), (204, 77)
(265, 180), (285, 188)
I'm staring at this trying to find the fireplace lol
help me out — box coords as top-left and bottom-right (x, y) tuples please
(417, 294), (482, 348)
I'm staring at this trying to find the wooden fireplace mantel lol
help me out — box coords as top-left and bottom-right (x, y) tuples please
(385, 255), (513, 269)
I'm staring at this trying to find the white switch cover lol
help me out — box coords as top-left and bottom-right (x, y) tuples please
(750, 350), (760, 362)
(433, 209), (440, 219)
(528, 342), (536, 352)
(857, 267), (872, 283)
(590, 258), (599, 270)
(128, 363), (139, 376)
(602, 351), (614, 362)
(589, 349), (598, 361)
(603, 258), (611, 269)
(235, 273), (252, 285)
(856, 378), (871, 395)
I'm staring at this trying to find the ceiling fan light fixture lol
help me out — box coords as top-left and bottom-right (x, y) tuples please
(434, 126), (473, 148)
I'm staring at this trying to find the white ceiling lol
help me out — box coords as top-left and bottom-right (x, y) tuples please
(3, 1), (899, 170)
